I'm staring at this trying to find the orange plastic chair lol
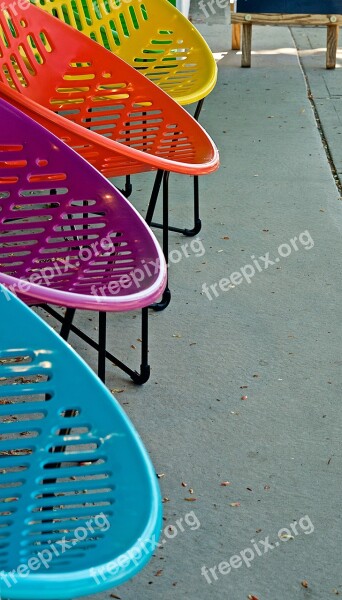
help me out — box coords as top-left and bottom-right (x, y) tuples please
(0, 3), (219, 308)
(33, 0), (218, 235)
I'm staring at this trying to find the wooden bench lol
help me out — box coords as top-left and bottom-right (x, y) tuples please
(230, 10), (341, 69)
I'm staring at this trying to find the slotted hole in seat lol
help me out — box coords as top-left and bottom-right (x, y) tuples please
(39, 31), (52, 53)
(119, 13), (129, 37)
(77, 0), (92, 27)
(18, 44), (35, 75)
(59, 409), (80, 418)
(35, 486), (112, 499)
(102, 0), (111, 13)
(0, 464), (28, 474)
(96, 82), (126, 91)
(0, 227), (44, 237)
(0, 144), (23, 152)
(0, 448), (33, 457)
(61, 4), (71, 26)
(28, 173), (67, 183)
(69, 62), (92, 68)
(85, 104), (124, 114)
(3, 215), (53, 224)
(31, 499), (112, 512)
(3, 10), (17, 38)
(38, 472), (109, 485)
(63, 72), (95, 81)
(0, 481), (22, 490)
(0, 22), (9, 47)
(70, 0), (83, 29)
(92, 0), (102, 20)
(43, 457), (105, 470)
(0, 387), (51, 405)
(99, 25), (110, 50)
(1, 64), (17, 90)
(0, 352), (33, 365)
(129, 6), (139, 29)
(27, 509), (112, 525)
(56, 86), (90, 94)
(140, 3), (148, 20)
(26, 34), (43, 64)
(0, 412), (45, 424)
(48, 442), (98, 454)
(0, 430), (40, 441)
(109, 20), (120, 46)
(54, 426), (90, 436)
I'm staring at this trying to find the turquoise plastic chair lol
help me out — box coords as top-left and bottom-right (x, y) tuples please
(0, 287), (162, 599)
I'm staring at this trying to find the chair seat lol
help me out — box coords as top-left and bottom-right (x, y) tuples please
(0, 4), (219, 179)
(0, 287), (162, 599)
(0, 98), (167, 312)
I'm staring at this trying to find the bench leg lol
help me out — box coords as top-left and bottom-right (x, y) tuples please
(232, 23), (242, 50)
(326, 24), (339, 69)
(230, 4), (241, 50)
(242, 23), (252, 67)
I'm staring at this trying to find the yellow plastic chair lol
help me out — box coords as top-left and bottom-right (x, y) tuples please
(32, 0), (218, 236)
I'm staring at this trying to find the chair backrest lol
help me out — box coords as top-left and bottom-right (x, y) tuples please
(0, 97), (166, 311)
(32, 0), (217, 106)
(0, 4), (219, 179)
(0, 286), (162, 599)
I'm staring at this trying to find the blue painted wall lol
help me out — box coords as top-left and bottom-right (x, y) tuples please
(236, 1), (341, 12)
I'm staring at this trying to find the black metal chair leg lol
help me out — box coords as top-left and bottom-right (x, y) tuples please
(149, 99), (204, 238)
(60, 308), (76, 341)
(98, 311), (106, 383)
(150, 172), (171, 312)
(41, 305), (152, 385)
(150, 173), (202, 237)
(130, 307), (150, 384)
(183, 174), (201, 236)
(145, 169), (164, 225)
(194, 98), (205, 121)
(120, 175), (133, 198)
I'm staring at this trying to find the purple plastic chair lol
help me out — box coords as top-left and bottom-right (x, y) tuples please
(0, 98), (167, 383)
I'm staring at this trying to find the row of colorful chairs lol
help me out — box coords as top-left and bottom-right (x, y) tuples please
(0, 3), (219, 598)
(0, 0), (219, 382)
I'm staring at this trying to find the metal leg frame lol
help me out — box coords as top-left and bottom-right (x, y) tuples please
(148, 99), (205, 237)
(120, 174), (133, 198)
(149, 172), (171, 312)
(40, 304), (151, 385)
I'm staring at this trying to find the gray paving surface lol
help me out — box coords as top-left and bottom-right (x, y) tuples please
(292, 26), (342, 184)
(63, 8), (341, 600)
